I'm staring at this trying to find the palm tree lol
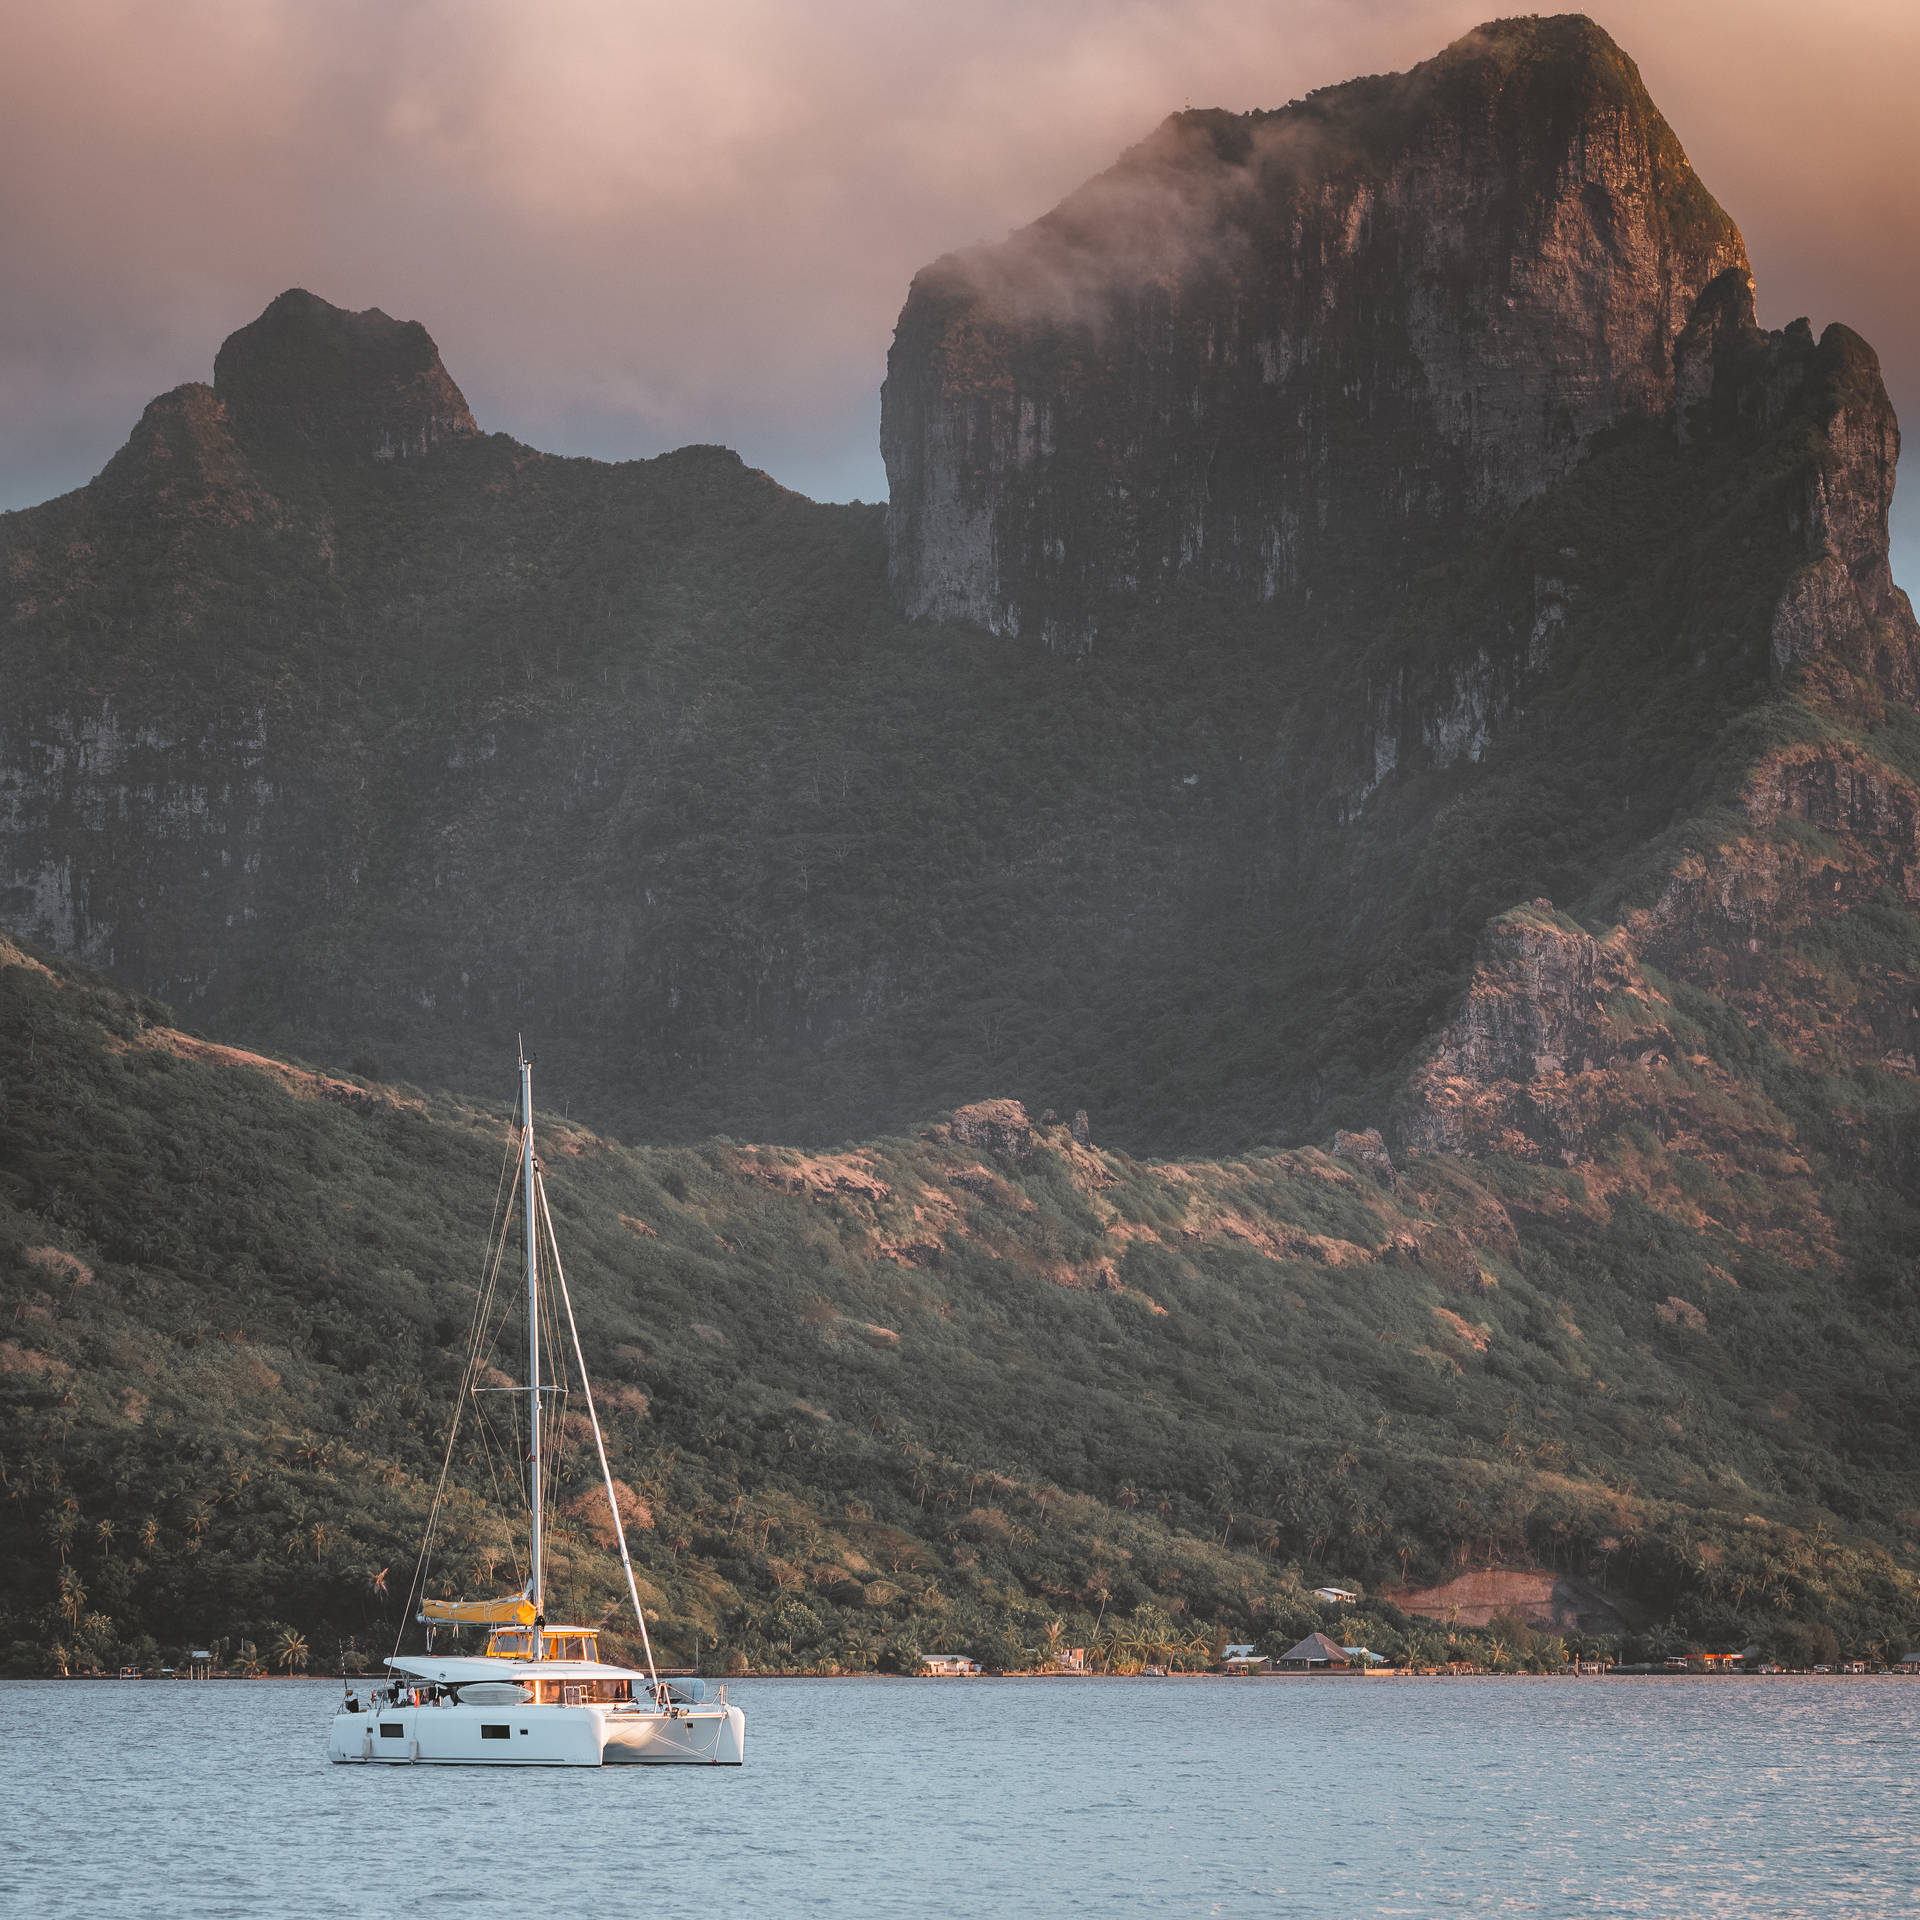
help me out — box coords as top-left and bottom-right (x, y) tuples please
(57, 1566), (87, 1635)
(43, 1506), (77, 1564)
(275, 1628), (309, 1675)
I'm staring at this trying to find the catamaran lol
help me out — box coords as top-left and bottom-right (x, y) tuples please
(328, 1054), (745, 1766)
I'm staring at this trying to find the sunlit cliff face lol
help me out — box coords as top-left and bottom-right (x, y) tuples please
(0, 0), (1914, 580)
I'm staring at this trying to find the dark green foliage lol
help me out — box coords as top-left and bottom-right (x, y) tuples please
(2, 939), (1914, 1675)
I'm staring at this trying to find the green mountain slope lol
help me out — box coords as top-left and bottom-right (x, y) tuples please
(4, 936), (1915, 1674)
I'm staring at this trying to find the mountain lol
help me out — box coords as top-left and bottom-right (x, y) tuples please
(2, 935), (1914, 1673)
(883, 14), (1750, 645)
(3, 13), (1920, 1667)
(3, 17), (1914, 1163)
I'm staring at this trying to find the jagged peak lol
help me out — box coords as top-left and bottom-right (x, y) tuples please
(212, 288), (477, 465)
(885, 12), (1753, 640)
(90, 381), (275, 525)
(982, 11), (1745, 288)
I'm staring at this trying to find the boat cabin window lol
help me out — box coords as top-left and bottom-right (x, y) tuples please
(483, 1628), (600, 1663)
(530, 1677), (630, 1705)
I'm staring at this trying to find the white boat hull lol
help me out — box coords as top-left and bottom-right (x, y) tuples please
(328, 1700), (745, 1767)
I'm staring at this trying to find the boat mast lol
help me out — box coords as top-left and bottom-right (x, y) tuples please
(521, 1051), (544, 1624)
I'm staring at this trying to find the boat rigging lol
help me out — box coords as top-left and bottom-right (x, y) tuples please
(327, 1052), (745, 1766)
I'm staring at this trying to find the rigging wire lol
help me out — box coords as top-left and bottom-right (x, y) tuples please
(463, 1174), (532, 1587)
(536, 1166), (663, 1697)
(390, 1119), (520, 1660)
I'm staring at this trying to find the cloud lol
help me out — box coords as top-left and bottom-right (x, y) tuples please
(0, 0), (1913, 581)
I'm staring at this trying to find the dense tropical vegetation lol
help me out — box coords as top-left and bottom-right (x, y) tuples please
(4, 932), (1916, 1675)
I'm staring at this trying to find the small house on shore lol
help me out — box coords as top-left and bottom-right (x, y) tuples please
(922, 1653), (981, 1675)
(1223, 1645), (1272, 1673)
(1279, 1632), (1351, 1670)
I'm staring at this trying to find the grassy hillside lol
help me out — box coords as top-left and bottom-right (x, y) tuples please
(4, 932), (1916, 1676)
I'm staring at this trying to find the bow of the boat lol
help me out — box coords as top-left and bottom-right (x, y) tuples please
(600, 1704), (745, 1765)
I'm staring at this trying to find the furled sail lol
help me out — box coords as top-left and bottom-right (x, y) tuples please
(419, 1590), (536, 1627)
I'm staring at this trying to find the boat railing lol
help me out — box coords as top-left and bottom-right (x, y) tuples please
(655, 1680), (727, 1710)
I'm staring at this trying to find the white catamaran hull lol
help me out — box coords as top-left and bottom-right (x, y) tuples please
(328, 1701), (745, 1767)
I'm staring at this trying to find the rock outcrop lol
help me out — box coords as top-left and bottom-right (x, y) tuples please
(1675, 269), (1920, 701)
(1330, 1127), (1395, 1183)
(212, 288), (477, 464)
(882, 15), (1748, 646)
(1394, 732), (1920, 1257)
(951, 1099), (1036, 1161)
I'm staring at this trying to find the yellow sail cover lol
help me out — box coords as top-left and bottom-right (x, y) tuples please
(420, 1594), (536, 1627)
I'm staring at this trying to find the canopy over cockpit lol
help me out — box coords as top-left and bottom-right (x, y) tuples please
(484, 1626), (601, 1663)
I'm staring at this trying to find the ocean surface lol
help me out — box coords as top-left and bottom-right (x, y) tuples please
(2, 1674), (1915, 1917)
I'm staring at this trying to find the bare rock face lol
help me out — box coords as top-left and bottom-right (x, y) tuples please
(213, 288), (477, 464)
(1395, 901), (1611, 1159)
(1675, 269), (1920, 701)
(951, 1098), (1035, 1161)
(882, 15), (1748, 646)
(1330, 1127), (1394, 1182)
(1395, 734), (1920, 1233)
(1390, 1568), (1638, 1635)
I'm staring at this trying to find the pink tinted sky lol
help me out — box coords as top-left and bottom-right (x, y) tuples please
(1, 0), (1914, 581)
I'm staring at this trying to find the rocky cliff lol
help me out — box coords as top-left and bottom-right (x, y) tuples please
(882, 15), (1749, 646)
(0, 16), (1915, 1171)
(1392, 279), (1920, 1188)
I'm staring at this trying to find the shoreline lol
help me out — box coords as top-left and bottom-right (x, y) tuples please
(23, 1666), (1913, 1684)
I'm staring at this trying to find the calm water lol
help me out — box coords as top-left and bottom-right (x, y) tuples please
(1, 1676), (1915, 1916)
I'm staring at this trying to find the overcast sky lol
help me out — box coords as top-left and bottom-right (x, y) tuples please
(3, 0), (1914, 584)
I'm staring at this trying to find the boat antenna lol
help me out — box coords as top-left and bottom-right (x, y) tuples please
(521, 1047), (544, 1626)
